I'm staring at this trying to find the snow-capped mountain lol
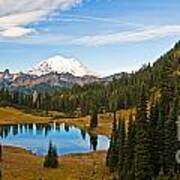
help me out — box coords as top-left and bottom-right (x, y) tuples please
(0, 55), (100, 90)
(28, 55), (97, 77)
(0, 55), (124, 91)
(0, 56), (126, 92)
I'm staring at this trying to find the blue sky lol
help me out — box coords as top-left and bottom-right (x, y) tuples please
(0, 0), (180, 75)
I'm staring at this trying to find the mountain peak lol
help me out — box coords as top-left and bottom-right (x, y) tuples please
(28, 55), (98, 77)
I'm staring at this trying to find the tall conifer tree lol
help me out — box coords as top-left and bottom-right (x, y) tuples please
(135, 85), (153, 180)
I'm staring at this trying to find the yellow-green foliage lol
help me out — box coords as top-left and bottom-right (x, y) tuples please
(0, 107), (51, 124)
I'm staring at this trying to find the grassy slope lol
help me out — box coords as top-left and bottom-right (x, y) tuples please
(0, 107), (51, 124)
(1, 146), (111, 180)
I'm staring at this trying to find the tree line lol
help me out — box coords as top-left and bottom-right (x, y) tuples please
(106, 57), (180, 179)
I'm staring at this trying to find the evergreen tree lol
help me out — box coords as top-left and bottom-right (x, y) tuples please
(118, 118), (126, 179)
(90, 133), (98, 151)
(90, 105), (98, 129)
(156, 59), (174, 176)
(44, 141), (59, 168)
(156, 97), (166, 176)
(106, 118), (119, 172)
(164, 97), (179, 176)
(149, 100), (161, 177)
(135, 85), (153, 180)
(109, 92), (118, 126)
(123, 113), (135, 180)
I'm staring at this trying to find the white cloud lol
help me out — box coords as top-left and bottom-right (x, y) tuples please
(0, 0), (83, 37)
(0, 27), (34, 37)
(75, 25), (180, 46)
(1, 22), (180, 45)
(44, 13), (144, 27)
(0, 11), (45, 28)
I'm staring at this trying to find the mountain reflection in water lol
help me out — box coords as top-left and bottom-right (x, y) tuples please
(0, 122), (109, 156)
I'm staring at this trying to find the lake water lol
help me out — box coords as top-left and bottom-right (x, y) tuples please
(0, 122), (109, 156)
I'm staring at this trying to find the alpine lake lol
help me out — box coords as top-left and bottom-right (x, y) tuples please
(0, 122), (109, 156)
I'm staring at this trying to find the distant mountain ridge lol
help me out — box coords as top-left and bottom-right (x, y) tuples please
(0, 55), (125, 91)
(0, 70), (125, 91)
(0, 70), (99, 90)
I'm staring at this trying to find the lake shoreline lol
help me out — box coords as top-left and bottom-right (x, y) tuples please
(0, 106), (115, 137)
(2, 145), (107, 157)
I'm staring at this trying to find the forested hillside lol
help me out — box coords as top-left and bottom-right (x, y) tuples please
(1, 41), (179, 116)
(106, 42), (180, 179)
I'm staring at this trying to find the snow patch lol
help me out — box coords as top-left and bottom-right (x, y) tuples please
(27, 55), (98, 77)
